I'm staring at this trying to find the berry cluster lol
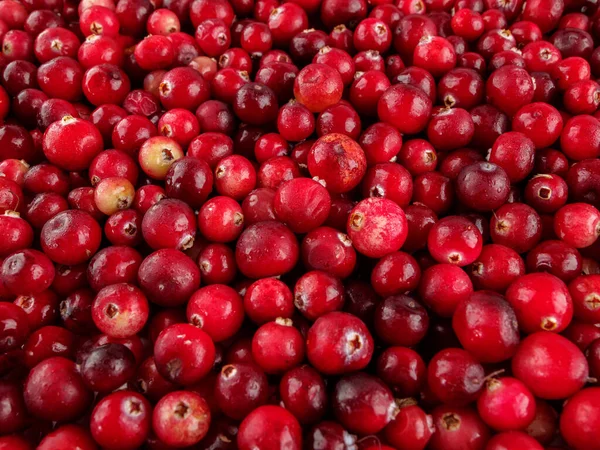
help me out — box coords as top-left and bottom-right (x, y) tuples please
(0, 0), (600, 449)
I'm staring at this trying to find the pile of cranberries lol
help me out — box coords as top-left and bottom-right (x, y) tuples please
(2, 0), (600, 449)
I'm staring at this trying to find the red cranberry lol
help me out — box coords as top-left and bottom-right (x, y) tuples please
(477, 376), (535, 431)
(42, 115), (103, 171)
(419, 263), (473, 317)
(428, 347), (485, 406)
(294, 63), (344, 113)
(24, 356), (92, 422)
(40, 210), (101, 265)
(429, 405), (490, 450)
(490, 203), (542, 253)
(332, 373), (397, 435)
(153, 390), (211, 447)
(237, 405), (302, 450)
(512, 332), (588, 399)
(1, 249), (55, 295)
(216, 362), (269, 420)
(347, 197), (407, 258)
(142, 199), (196, 251)
(154, 323), (215, 385)
(187, 285), (244, 342)
(378, 83), (432, 135)
(306, 311), (373, 375)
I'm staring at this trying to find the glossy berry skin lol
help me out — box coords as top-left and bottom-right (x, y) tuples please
(428, 216), (483, 266)
(1, 249), (55, 295)
(153, 391), (212, 447)
(477, 377), (535, 431)
(362, 162), (413, 208)
(37, 425), (96, 450)
(332, 373), (397, 435)
(90, 391), (150, 450)
(198, 196), (244, 243)
(294, 270), (344, 321)
(560, 115), (600, 161)
(456, 162), (511, 212)
(142, 199), (196, 251)
(138, 249), (200, 307)
(154, 323), (216, 385)
(0, 302), (29, 353)
(306, 312), (374, 375)
(385, 403), (434, 450)
(452, 291), (519, 363)
(374, 295), (428, 347)
(252, 318), (304, 374)
(377, 347), (426, 397)
(378, 84), (432, 135)
(470, 244), (525, 292)
(347, 198), (407, 258)
(92, 283), (149, 338)
(237, 405), (302, 450)
(216, 363), (269, 420)
(512, 332), (588, 400)
(280, 365), (327, 425)
(301, 227), (357, 279)
(560, 388), (600, 450)
(294, 63), (343, 113)
(486, 65), (534, 117)
(308, 133), (367, 194)
(429, 405), (490, 450)
(506, 272), (573, 333)
(214, 155), (257, 201)
(554, 203), (600, 248)
(428, 348), (485, 406)
(235, 221), (298, 279)
(305, 421), (356, 450)
(569, 275), (600, 324)
(42, 115), (103, 171)
(80, 343), (136, 393)
(371, 251), (421, 296)
(277, 173), (331, 226)
(187, 285), (244, 342)
(490, 203), (542, 254)
(419, 263), (474, 317)
(486, 431), (543, 450)
(40, 210), (102, 266)
(23, 356), (92, 422)
(243, 278), (294, 324)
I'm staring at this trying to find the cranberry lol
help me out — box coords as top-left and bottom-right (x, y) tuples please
(187, 284), (244, 342)
(42, 115), (103, 171)
(560, 387), (600, 450)
(347, 197), (407, 258)
(490, 203), (542, 253)
(237, 405), (302, 450)
(477, 376), (535, 431)
(1, 249), (55, 295)
(90, 391), (151, 449)
(80, 343), (136, 392)
(512, 332), (588, 399)
(378, 83), (432, 135)
(23, 356), (92, 422)
(332, 373), (397, 435)
(38, 425), (96, 450)
(154, 323), (215, 385)
(385, 402), (434, 450)
(216, 362), (269, 420)
(429, 405), (490, 450)
(153, 390), (211, 447)
(142, 199), (196, 251)
(40, 210), (101, 265)
(91, 283), (149, 338)
(554, 203), (600, 248)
